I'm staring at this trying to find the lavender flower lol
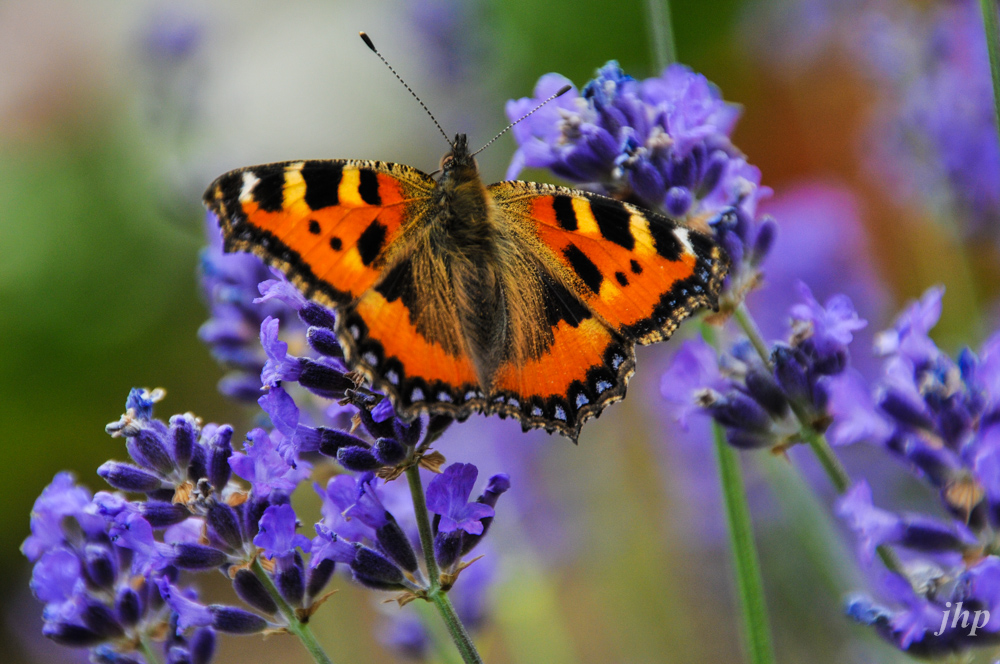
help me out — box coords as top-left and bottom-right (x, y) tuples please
(199, 213), (305, 401)
(506, 61), (742, 213)
(23, 472), (213, 662)
(506, 60), (774, 311)
(860, 1), (1000, 241)
(827, 287), (1000, 653)
(661, 283), (865, 449)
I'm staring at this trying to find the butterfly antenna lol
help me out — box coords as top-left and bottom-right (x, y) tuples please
(470, 84), (572, 158)
(359, 31), (452, 147)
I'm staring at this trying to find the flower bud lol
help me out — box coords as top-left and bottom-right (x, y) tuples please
(878, 390), (935, 430)
(317, 430), (368, 458)
(299, 302), (337, 330)
(744, 368), (789, 418)
(84, 544), (117, 589)
(750, 218), (777, 266)
(351, 547), (405, 589)
(376, 519), (419, 573)
(171, 543), (228, 570)
(298, 359), (354, 398)
(207, 501), (244, 551)
(277, 560), (306, 608)
(338, 446), (383, 472)
(42, 622), (104, 647)
(169, 415), (197, 470)
(306, 327), (344, 358)
(98, 462), (162, 493)
(210, 605), (269, 634)
(772, 345), (812, 407)
(81, 599), (124, 638)
(116, 587), (142, 628)
(189, 627), (216, 664)
(434, 531), (463, 570)
(306, 558), (336, 600)
(665, 186), (692, 217)
(233, 569), (278, 615)
(208, 426), (234, 491)
(127, 429), (174, 474)
(374, 437), (407, 466)
(706, 391), (772, 433)
(140, 501), (190, 527)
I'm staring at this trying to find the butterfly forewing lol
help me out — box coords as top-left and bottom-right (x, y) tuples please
(490, 182), (728, 344)
(204, 159), (435, 307)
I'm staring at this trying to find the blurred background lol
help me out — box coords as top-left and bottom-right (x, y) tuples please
(4, 0), (1000, 662)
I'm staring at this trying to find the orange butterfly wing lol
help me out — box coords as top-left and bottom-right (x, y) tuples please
(203, 160), (482, 415)
(485, 181), (728, 439)
(205, 163), (727, 441)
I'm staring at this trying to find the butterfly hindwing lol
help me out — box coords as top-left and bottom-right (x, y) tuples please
(204, 159), (435, 308)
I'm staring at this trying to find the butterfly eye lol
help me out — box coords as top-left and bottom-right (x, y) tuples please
(441, 156), (454, 170)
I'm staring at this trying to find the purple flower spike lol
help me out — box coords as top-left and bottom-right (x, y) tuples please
(660, 339), (727, 428)
(254, 504), (311, 560)
(229, 428), (311, 500)
(260, 317), (302, 388)
(790, 282), (867, 362)
(426, 464), (495, 536)
(254, 268), (308, 311)
(837, 482), (904, 565)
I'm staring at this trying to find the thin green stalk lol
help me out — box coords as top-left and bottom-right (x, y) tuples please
(430, 591), (485, 664)
(980, 0), (1000, 148)
(406, 464), (441, 583)
(644, 0), (677, 70)
(139, 634), (165, 664)
(404, 465), (485, 664)
(251, 558), (334, 664)
(713, 421), (776, 664)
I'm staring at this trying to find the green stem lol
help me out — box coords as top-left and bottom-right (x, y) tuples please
(980, 0), (1000, 149)
(713, 421), (776, 664)
(405, 465), (485, 664)
(251, 558), (334, 664)
(406, 464), (441, 583)
(139, 634), (165, 664)
(430, 590), (485, 664)
(732, 303), (772, 368)
(644, 0), (677, 70)
(731, 303), (909, 579)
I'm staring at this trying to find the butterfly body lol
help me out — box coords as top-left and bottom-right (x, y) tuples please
(205, 133), (728, 441)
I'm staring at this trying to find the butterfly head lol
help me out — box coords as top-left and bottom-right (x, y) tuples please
(440, 133), (479, 183)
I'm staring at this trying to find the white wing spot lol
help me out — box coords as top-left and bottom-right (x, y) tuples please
(575, 393), (589, 408)
(438, 391), (453, 402)
(674, 227), (695, 255)
(363, 352), (378, 366)
(596, 380), (612, 393)
(240, 172), (261, 202)
(554, 406), (567, 421)
(612, 353), (624, 369)
(531, 406), (543, 416)
(411, 387), (425, 401)
(386, 369), (400, 385)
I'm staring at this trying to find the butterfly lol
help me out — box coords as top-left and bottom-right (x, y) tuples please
(203, 133), (728, 441)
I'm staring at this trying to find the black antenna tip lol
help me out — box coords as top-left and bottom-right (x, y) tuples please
(359, 31), (376, 52)
(555, 84), (572, 97)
